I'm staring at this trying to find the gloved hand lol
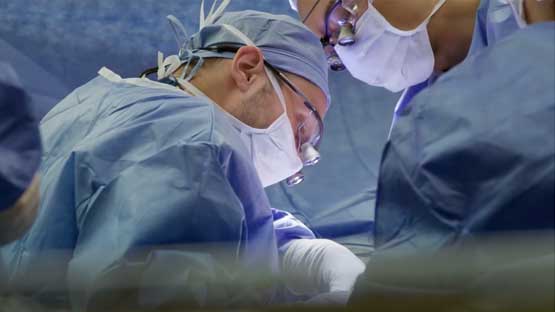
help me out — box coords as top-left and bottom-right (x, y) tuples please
(281, 238), (366, 302)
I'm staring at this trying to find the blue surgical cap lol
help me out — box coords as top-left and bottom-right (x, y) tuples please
(183, 10), (331, 107)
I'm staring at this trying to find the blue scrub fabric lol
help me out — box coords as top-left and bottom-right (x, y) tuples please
(0, 63), (41, 211)
(272, 208), (315, 253)
(0, 2), (400, 259)
(373, 0), (555, 254)
(2, 72), (283, 308)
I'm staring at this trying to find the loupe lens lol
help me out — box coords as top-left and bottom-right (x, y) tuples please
(329, 57), (345, 71)
(301, 143), (320, 166)
(286, 171), (305, 186)
(324, 45), (345, 71)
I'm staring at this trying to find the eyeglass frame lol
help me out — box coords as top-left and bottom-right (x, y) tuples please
(322, 0), (359, 45)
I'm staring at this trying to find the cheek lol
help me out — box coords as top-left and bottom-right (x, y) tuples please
(303, 4), (330, 38)
(243, 90), (282, 129)
(285, 108), (299, 131)
(355, 0), (369, 19)
(262, 88), (285, 121)
(306, 20), (326, 38)
(289, 111), (305, 149)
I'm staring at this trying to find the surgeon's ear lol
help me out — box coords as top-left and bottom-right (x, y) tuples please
(231, 46), (266, 92)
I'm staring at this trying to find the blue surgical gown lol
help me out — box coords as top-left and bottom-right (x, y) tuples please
(2, 70), (285, 308)
(374, 0), (555, 253)
(0, 63), (41, 211)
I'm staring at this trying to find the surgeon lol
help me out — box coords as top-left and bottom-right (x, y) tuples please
(290, 1), (555, 252)
(0, 62), (41, 245)
(292, 0), (554, 117)
(291, 0), (555, 306)
(1, 2), (364, 309)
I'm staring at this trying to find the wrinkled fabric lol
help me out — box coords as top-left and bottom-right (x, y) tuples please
(1, 73), (282, 309)
(373, 0), (555, 255)
(472, 0), (528, 52)
(0, 63), (41, 210)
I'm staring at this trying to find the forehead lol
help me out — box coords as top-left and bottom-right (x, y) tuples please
(298, 0), (334, 38)
(285, 72), (329, 119)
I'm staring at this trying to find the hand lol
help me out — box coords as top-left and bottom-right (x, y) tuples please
(0, 175), (40, 245)
(282, 239), (366, 299)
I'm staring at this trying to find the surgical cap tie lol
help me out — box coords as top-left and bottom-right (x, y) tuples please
(158, 0), (231, 82)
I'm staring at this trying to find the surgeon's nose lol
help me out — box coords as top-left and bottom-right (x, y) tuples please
(286, 171), (304, 186)
(301, 143), (320, 166)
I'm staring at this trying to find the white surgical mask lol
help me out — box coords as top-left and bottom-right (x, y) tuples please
(177, 68), (303, 188)
(335, 0), (447, 93)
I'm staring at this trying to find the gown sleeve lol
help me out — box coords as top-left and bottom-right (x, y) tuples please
(67, 142), (266, 309)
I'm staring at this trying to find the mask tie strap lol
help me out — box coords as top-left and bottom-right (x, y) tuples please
(425, 0), (448, 23)
(167, 15), (190, 56)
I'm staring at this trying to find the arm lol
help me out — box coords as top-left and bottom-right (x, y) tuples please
(272, 208), (315, 253)
(68, 143), (261, 309)
(272, 209), (365, 301)
(0, 65), (42, 245)
(0, 175), (40, 245)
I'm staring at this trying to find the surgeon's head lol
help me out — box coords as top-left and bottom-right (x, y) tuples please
(186, 46), (327, 136)
(164, 10), (330, 187)
(292, 0), (479, 92)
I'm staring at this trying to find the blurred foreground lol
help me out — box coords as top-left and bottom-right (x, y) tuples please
(1, 231), (553, 312)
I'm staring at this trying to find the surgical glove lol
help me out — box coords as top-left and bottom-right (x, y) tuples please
(282, 239), (366, 299)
